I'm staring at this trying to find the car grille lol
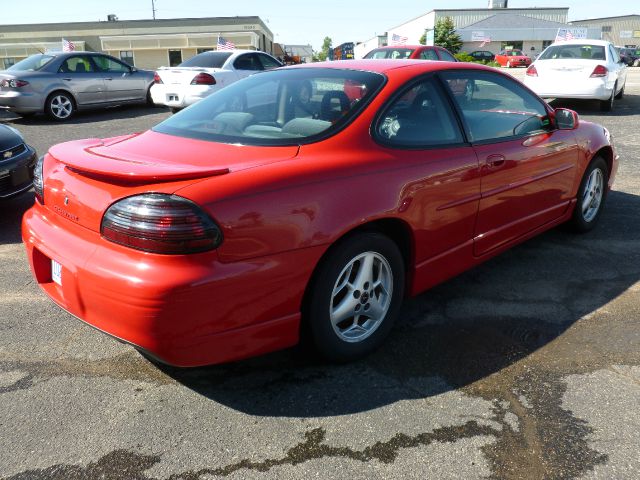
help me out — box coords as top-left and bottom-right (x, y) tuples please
(0, 143), (27, 163)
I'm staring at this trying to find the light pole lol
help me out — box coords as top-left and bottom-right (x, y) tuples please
(151, 0), (157, 20)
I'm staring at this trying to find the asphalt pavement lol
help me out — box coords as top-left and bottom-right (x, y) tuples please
(0, 68), (639, 479)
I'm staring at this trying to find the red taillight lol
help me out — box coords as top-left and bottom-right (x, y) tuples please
(1, 79), (29, 88)
(101, 194), (223, 254)
(153, 72), (163, 84)
(190, 73), (216, 85)
(526, 65), (538, 77)
(590, 65), (608, 77)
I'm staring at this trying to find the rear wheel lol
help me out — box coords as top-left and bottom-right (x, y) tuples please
(46, 91), (75, 121)
(306, 232), (405, 362)
(600, 85), (615, 111)
(569, 156), (609, 232)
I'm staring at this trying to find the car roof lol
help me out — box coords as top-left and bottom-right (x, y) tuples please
(550, 39), (612, 46)
(370, 45), (437, 50)
(284, 59), (490, 75)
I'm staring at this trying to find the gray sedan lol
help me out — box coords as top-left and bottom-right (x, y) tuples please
(0, 52), (155, 121)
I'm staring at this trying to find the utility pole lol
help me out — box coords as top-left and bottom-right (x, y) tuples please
(151, 0), (157, 20)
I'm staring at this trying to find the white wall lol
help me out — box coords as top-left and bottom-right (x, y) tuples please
(354, 36), (385, 59)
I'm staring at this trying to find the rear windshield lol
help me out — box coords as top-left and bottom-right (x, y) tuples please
(504, 50), (524, 56)
(179, 52), (233, 68)
(8, 54), (55, 71)
(365, 48), (415, 59)
(153, 68), (385, 146)
(539, 44), (606, 61)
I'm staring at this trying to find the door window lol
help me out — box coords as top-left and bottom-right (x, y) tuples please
(233, 53), (263, 71)
(419, 49), (438, 60)
(92, 55), (130, 73)
(438, 49), (456, 61)
(440, 70), (552, 143)
(59, 56), (95, 73)
(375, 77), (463, 147)
(257, 53), (281, 70)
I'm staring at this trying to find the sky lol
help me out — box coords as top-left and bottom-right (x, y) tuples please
(1, 0), (638, 50)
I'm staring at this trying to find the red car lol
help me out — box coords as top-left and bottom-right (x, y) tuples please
(364, 45), (457, 62)
(495, 49), (532, 68)
(23, 60), (618, 367)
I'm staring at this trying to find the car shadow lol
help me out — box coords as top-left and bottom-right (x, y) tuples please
(4, 104), (169, 126)
(549, 93), (640, 116)
(152, 189), (640, 417)
(0, 189), (34, 244)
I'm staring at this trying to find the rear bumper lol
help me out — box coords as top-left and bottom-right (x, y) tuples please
(0, 90), (42, 113)
(524, 77), (612, 101)
(22, 203), (322, 366)
(150, 84), (217, 109)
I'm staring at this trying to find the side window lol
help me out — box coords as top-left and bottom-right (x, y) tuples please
(375, 77), (463, 147)
(92, 55), (130, 73)
(438, 49), (456, 62)
(257, 54), (281, 70)
(420, 50), (439, 60)
(234, 54), (263, 71)
(440, 71), (551, 143)
(58, 56), (94, 74)
(609, 46), (620, 63)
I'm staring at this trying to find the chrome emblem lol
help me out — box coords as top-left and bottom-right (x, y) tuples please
(2, 151), (12, 159)
(64, 197), (69, 206)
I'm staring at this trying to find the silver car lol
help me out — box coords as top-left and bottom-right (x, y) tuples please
(0, 52), (155, 121)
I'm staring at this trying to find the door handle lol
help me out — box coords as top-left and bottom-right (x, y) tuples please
(486, 154), (506, 168)
(62, 78), (72, 81)
(104, 77), (113, 81)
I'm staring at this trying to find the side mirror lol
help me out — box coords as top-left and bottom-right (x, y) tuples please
(555, 108), (579, 130)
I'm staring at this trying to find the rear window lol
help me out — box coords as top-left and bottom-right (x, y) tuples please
(539, 44), (606, 60)
(179, 52), (233, 68)
(365, 48), (415, 59)
(8, 54), (55, 71)
(153, 68), (385, 146)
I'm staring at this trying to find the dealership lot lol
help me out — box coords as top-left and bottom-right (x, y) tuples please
(1, 68), (639, 479)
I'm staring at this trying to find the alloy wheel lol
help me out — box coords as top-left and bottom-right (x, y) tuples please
(582, 167), (604, 222)
(50, 95), (73, 119)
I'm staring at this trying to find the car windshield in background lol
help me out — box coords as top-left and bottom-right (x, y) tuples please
(179, 52), (233, 68)
(153, 68), (385, 145)
(7, 54), (55, 71)
(506, 50), (525, 56)
(365, 49), (415, 59)
(539, 44), (606, 60)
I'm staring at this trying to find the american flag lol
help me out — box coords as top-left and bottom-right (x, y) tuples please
(217, 36), (235, 51)
(479, 36), (491, 48)
(389, 33), (408, 46)
(555, 28), (575, 42)
(62, 38), (76, 52)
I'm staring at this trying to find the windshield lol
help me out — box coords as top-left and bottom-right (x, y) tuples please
(153, 68), (385, 145)
(179, 52), (233, 68)
(365, 48), (415, 59)
(8, 54), (55, 71)
(539, 44), (606, 60)
(505, 50), (524, 56)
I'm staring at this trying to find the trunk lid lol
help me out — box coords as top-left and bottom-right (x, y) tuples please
(534, 59), (602, 79)
(157, 67), (223, 85)
(44, 130), (299, 232)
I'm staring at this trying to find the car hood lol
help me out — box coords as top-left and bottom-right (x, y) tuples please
(48, 130), (300, 182)
(0, 124), (23, 151)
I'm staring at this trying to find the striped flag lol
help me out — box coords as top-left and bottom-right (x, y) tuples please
(62, 38), (76, 52)
(479, 36), (491, 48)
(389, 33), (408, 46)
(217, 36), (235, 51)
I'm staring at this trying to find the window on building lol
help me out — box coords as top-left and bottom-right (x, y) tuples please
(602, 26), (612, 33)
(119, 51), (134, 66)
(2, 58), (16, 69)
(501, 41), (524, 51)
(196, 48), (213, 54)
(542, 40), (553, 49)
(168, 49), (183, 67)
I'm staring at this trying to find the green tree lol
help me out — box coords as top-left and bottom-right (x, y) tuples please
(434, 17), (462, 54)
(419, 32), (426, 45)
(314, 36), (333, 62)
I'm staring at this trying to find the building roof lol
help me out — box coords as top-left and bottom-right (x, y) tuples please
(460, 13), (570, 30)
(571, 14), (640, 23)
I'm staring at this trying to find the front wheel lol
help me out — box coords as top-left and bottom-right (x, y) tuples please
(46, 92), (75, 121)
(569, 156), (609, 233)
(305, 233), (405, 362)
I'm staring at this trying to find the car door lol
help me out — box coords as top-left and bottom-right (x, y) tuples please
(91, 55), (146, 103)
(439, 69), (580, 256)
(57, 56), (105, 106)
(607, 44), (627, 91)
(232, 53), (264, 81)
(373, 76), (480, 285)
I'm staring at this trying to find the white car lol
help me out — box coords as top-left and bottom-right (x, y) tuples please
(150, 50), (282, 112)
(523, 39), (627, 111)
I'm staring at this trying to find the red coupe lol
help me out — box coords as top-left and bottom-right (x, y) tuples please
(495, 49), (532, 68)
(23, 60), (618, 367)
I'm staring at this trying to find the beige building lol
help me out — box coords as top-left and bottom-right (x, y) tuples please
(0, 16), (274, 70)
(570, 15), (640, 47)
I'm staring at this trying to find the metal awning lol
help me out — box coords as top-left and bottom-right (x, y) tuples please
(100, 32), (259, 51)
(0, 41), (86, 58)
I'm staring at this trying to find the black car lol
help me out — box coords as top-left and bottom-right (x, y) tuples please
(616, 47), (640, 67)
(0, 124), (37, 199)
(469, 50), (495, 62)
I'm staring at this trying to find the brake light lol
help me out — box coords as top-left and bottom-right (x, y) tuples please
(101, 194), (223, 254)
(153, 72), (163, 84)
(191, 73), (216, 85)
(1, 79), (29, 88)
(590, 65), (608, 77)
(33, 155), (45, 204)
(526, 65), (538, 77)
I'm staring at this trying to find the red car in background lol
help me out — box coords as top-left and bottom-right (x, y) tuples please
(495, 49), (532, 68)
(364, 45), (458, 61)
(23, 60), (617, 367)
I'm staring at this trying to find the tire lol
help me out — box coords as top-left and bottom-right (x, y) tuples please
(569, 156), (609, 233)
(146, 86), (155, 106)
(305, 232), (405, 362)
(614, 83), (624, 100)
(599, 85), (615, 112)
(45, 91), (75, 121)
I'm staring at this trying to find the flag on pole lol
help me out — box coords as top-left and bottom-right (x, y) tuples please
(62, 38), (76, 52)
(217, 36), (235, 51)
(555, 28), (577, 42)
(479, 36), (491, 48)
(389, 33), (408, 46)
